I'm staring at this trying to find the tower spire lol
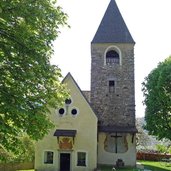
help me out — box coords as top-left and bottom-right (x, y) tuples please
(92, 0), (134, 43)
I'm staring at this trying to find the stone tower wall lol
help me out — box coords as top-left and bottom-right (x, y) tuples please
(90, 43), (135, 127)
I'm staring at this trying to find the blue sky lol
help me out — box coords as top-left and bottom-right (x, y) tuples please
(51, 0), (171, 118)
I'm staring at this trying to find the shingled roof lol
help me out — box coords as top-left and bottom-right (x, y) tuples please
(92, 0), (135, 43)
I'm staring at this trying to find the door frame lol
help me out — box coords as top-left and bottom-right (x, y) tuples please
(59, 152), (71, 171)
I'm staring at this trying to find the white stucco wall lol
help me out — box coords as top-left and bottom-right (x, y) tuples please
(97, 132), (136, 167)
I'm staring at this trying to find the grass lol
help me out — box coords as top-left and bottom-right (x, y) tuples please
(99, 165), (135, 171)
(17, 161), (171, 171)
(139, 160), (171, 171)
(95, 160), (171, 171)
(17, 170), (34, 171)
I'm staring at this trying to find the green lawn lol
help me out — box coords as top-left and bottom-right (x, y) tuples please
(139, 160), (171, 171)
(17, 161), (171, 171)
(99, 165), (136, 171)
(17, 170), (34, 171)
(94, 160), (171, 171)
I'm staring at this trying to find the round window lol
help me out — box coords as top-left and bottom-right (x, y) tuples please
(59, 108), (65, 115)
(71, 108), (78, 115)
(65, 98), (72, 105)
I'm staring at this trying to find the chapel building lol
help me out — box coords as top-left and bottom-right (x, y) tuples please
(35, 1), (137, 171)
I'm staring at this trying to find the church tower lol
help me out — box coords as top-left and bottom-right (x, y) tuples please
(91, 0), (137, 167)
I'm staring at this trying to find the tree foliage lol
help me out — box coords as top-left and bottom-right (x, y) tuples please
(0, 135), (34, 162)
(0, 0), (68, 153)
(142, 56), (171, 140)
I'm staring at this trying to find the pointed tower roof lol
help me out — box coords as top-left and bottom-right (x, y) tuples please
(92, 0), (135, 43)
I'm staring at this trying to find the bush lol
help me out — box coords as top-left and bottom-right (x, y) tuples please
(156, 144), (168, 153)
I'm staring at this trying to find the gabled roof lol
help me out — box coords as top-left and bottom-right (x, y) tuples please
(92, 0), (135, 44)
(62, 73), (97, 119)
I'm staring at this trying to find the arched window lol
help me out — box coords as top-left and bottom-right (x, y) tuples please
(106, 50), (119, 65)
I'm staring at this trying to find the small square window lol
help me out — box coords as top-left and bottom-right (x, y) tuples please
(77, 152), (86, 166)
(109, 80), (115, 93)
(44, 151), (53, 164)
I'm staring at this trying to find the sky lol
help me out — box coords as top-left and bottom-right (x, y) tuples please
(51, 0), (171, 118)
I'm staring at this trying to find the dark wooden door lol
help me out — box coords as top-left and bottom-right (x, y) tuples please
(60, 153), (70, 171)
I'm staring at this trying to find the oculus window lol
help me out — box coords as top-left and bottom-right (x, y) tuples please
(71, 108), (77, 115)
(65, 98), (72, 105)
(71, 107), (79, 116)
(58, 108), (65, 115)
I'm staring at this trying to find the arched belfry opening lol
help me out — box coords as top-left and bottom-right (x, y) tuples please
(104, 46), (121, 65)
(106, 50), (119, 65)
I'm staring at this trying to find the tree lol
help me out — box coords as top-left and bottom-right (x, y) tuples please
(142, 56), (171, 140)
(0, 0), (69, 153)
